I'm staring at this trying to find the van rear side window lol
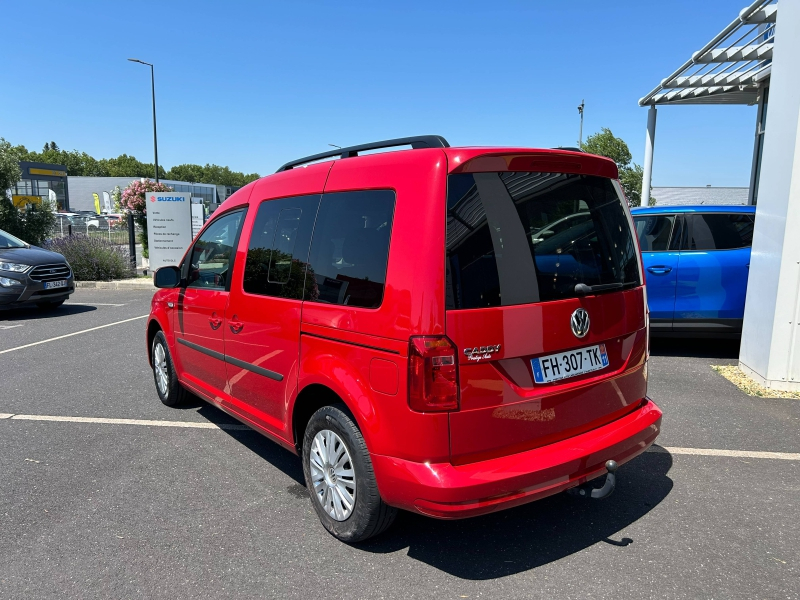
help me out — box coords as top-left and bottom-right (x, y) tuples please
(446, 172), (640, 309)
(243, 195), (319, 300)
(305, 190), (395, 309)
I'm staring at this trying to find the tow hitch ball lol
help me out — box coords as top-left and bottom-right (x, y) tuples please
(568, 460), (618, 500)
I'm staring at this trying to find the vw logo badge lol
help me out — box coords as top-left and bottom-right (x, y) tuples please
(570, 308), (590, 338)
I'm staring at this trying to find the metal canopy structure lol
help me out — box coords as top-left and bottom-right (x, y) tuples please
(640, 0), (776, 107)
(638, 1), (780, 206)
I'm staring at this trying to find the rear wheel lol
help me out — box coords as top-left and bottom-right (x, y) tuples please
(151, 331), (189, 407)
(36, 299), (65, 310)
(302, 405), (397, 543)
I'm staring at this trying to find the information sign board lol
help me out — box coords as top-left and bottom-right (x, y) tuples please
(146, 192), (192, 272)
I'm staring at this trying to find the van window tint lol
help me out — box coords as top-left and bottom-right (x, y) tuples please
(242, 195), (320, 299)
(185, 210), (244, 289)
(634, 215), (675, 252)
(446, 172), (640, 309)
(305, 190), (395, 309)
(684, 213), (755, 251)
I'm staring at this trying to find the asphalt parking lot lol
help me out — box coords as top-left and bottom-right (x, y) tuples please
(2, 288), (799, 599)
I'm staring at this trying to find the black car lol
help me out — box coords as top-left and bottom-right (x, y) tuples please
(0, 228), (74, 309)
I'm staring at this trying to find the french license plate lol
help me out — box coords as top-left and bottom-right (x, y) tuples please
(43, 280), (67, 290)
(531, 344), (609, 384)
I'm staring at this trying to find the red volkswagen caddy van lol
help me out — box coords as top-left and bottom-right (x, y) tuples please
(147, 136), (661, 543)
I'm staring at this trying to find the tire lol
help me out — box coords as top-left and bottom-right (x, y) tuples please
(151, 331), (189, 407)
(36, 299), (65, 310)
(302, 404), (397, 543)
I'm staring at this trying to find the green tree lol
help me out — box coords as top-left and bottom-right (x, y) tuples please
(0, 138), (56, 244)
(581, 127), (655, 206)
(0, 137), (22, 195)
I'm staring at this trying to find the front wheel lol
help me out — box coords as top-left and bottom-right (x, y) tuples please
(302, 405), (397, 543)
(151, 331), (189, 407)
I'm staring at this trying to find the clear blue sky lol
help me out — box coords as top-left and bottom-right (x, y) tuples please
(0, 0), (756, 186)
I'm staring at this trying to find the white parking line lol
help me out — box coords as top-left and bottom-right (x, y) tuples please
(4, 413), (251, 430)
(66, 302), (127, 307)
(0, 324), (24, 329)
(0, 315), (148, 355)
(649, 446), (800, 460)
(0, 412), (797, 460)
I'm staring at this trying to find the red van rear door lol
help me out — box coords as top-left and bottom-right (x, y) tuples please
(444, 168), (647, 465)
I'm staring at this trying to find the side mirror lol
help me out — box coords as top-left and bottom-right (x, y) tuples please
(154, 266), (182, 288)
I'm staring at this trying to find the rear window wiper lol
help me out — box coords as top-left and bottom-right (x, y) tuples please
(574, 282), (636, 295)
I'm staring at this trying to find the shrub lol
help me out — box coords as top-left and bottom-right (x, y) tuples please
(46, 235), (135, 281)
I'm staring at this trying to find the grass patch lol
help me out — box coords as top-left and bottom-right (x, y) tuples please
(712, 365), (800, 399)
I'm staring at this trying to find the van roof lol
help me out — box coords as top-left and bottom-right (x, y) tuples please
(275, 135), (618, 180)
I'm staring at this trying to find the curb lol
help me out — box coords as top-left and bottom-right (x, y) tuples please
(76, 279), (154, 290)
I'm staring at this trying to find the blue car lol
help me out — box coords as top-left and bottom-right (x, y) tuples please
(631, 205), (755, 338)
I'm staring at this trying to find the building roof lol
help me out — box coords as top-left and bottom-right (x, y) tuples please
(632, 204), (756, 215)
(651, 186), (749, 206)
(640, 0), (776, 106)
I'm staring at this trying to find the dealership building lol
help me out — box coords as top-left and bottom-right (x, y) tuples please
(8, 161), (71, 211)
(66, 177), (236, 213)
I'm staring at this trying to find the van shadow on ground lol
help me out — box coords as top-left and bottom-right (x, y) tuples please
(188, 399), (673, 580)
(355, 450), (673, 579)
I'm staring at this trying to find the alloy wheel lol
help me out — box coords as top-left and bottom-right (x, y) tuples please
(309, 429), (356, 521)
(153, 342), (169, 395)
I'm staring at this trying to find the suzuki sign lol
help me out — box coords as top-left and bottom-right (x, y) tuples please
(146, 193), (192, 272)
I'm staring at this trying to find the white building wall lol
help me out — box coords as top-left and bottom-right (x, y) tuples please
(739, 0), (800, 389)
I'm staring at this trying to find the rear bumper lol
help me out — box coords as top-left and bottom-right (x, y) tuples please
(372, 398), (661, 519)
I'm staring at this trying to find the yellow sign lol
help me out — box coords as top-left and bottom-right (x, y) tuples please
(29, 167), (67, 177)
(12, 195), (42, 208)
(93, 193), (101, 213)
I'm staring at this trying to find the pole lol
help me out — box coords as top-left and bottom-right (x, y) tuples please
(578, 99), (585, 147)
(128, 213), (137, 271)
(641, 106), (657, 207)
(150, 64), (159, 183)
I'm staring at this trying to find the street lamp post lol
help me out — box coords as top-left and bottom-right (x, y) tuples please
(128, 58), (159, 183)
(577, 99), (585, 147)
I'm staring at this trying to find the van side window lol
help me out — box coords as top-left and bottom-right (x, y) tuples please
(684, 214), (755, 250)
(242, 195), (320, 299)
(185, 209), (244, 290)
(305, 190), (395, 309)
(634, 215), (675, 252)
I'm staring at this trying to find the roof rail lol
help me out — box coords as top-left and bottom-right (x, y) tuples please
(276, 135), (450, 172)
(554, 146), (584, 152)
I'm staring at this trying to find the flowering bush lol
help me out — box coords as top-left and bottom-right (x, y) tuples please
(119, 179), (173, 258)
(46, 235), (135, 281)
(120, 179), (173, 214)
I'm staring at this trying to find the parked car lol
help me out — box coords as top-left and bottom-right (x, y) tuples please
(0, 228), (74, 309)
(147, 136), (661, 542)
(631, 205), (755, 337)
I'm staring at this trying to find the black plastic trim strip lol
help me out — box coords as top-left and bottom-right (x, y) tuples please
(302, 331), (401, 355)
(176, 337), (284, 381)
(177, 337), (225, 361)
(224, 354), (284, 381)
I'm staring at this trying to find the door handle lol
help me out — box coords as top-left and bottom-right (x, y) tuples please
(209, 317), (222, 330)
(647, 266), (672, 275)
(229, 316), (244, 334)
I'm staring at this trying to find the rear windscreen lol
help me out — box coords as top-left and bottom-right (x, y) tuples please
(445, 172), (641, 309)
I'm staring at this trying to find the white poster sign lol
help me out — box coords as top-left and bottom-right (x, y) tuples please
(102, 191), (112, 212)
(146, 192), (192, 272)
(191, 203), (204, 238)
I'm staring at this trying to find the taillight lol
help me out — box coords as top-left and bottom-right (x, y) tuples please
(408, 336), (459, 412)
